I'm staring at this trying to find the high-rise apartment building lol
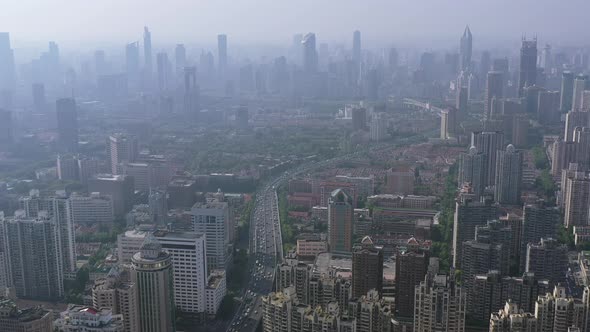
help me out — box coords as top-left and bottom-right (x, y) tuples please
(471, 131), (504, 186)
(537, 90), (560, 125)
(485, 71), (504, 119)
(489, 301), (537, 332)
(563, 172), (590, 228)
(458, 146), (486, 198)
(191, 201), (230, 271)
(328, 189), (354, 254)
(107, 134), (138, 174)
(564, 111), (589, 143)
(395, 246), (429, 319)
(66, 192), (114, 225)
(92, 268), (139, 332)
(560, 71), (575, 112)
(534, 286), (586, 332)
(495, 144), (523, 205)
(131, 235), (175, 332)
(518, 38), (537, 97)
(352, 236), (383, 299)
(302, 33), (318, 74)
(441, 107), (458, 139)
(572, 74), (587, 112)
(184, 66), (200, 116)
(414, 273), (466, 332)
(520, 202), (560, 273)
(0, 297), (54, 332)
(525, 238), (568, 284)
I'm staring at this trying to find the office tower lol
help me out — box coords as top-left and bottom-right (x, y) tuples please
(328, 189), (354, 254)
(479, 50), (491, 78)
(56, 98), (79, 152)
(32, 83), (46, 113)
(143, 27), (152, 76)
(18, 192), (76, 273)
(351, 107), (367, 131)
(520, 202), (560, 273)
(217, 34), (227, 77)
(471, 131), (504, 187)
(441, 107), (458, 139)
(414, 273), (466, 332)
(174, 44), (186, 77)
(495, 144), (523, 205)
(1, 215), (64, 300)
(485, 71), (504, 119)
(564, 111), (589, 142)
(184, 67), (200, 116)
(489, 301), (537, 332)
(537, 90), (560, 125)
(93, 268), (139, 332)
(94, 50), (107, 76)
(352, 236), (383, 298)
(148, 189), (168, 224)
(302, 33), (318, 74)
(452, 193), (497, 268)
(459, 26), (472, 71)
(518, 38), (537, 97)
(0, 297), (54, 331)
(57, 154), (79, 181)
(125, 42), (140, 81)
(107, 134), (138, 174)
(191, 201), (230, 271)
(54, 305), (124, 331)
(525, 238), (567, 283)
(131, 235), (175, 332)
(66, 193), (114, 225)
(77, 156), (100, 184)
(560, 71), (575, 112)
(534, 286), (586, 332)
(156, 52), (171, 92)
(395, 246), (429, 319)
(88, 174), (135, 216)
(563, 172), (590, 228)
(352, 30), (361, 64)
(458, 146), (486, 198)
(572, 74), (587, 111)
(0, 109), (12, 147)
(0, 32), (15, 92)
(456, 85), (468, 114)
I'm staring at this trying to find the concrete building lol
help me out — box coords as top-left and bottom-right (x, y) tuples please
(414, 273), (466, 332)
(107, 134), (138, 175)
(57, 154), (79, 181)
(54, 305), (124, 332)
(92, 268), (139, 332)
(564, 111), (589, 142)
(534, 286), (586, 332)
(458, 146), (486, 199)
(56, 98), (78, 152)
(191, 200), (230, 271)
(485, 71), (504, 119)
(518, 38), (537, 97)
(88, 174), (135, 216)
(205, 270), (226, 316)
(471, 131), (504, 186)
(520, 202), (560, 273)
(328, 189), (354, 254)
(563, 172), (590, 228)
(0, 297), (53, 332)
(495, 144), (523, 205)
(459, 26), (472, 71)
(131, 235), (175, 332)
(441, 107), (458, 139)
(1, 214), (64, 300)
(352, 236), (383, 299)
(572, 74), (587, 112)
(370, 112), (387, 141)
(489, 301), (537, 332)
(560, 71), (575, 112)
(525, 238), (568, 284)
(66, 192), (114, 225)
(395, 246), (429, 319)
(296, 234), (327, 258)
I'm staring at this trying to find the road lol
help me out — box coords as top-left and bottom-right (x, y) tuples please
(227, 136), (421, 331)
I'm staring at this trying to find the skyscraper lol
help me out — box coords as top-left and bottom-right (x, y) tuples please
(471, 131), (504, 186)
(156, 52), (171, 92)
(526, 238), (567, 284)
(414, 273), (466, 332)
(452, 193), (498, 268)
(440, 107), (457, 139)
(184, 67), (200, 117)
(563, 172), (590, 228)
(56, 98), (79, 152)
(520, 202), (560, 273)
(352, 30), (361, 64)
(32, 83), (46, 113)
(458, 146), (486, 198)
(485, 71), (504, 119)
(302, 33), (318, 74)
(191, 201), (230, 271)
(352, 236), (383, 299)
(217, 34), (227, 77)
(572, 74), (587, 111)
(0, 109), (12, 147)
(92, 268), (139, 332)
(108, 134), (138, 174)
(131, 235), (175, 332)
(0, 32), (16, 92)
(174, 44), (186, 77)
(1, 215), (64, 300)
(328, 189), (353, 254)
(495, 144), (523, 205)
(518, 38), (537, 97)
(459, 26), (472, 72)
(560, 71), (575, 112)
(88, 174), (135, 216)
(125, 42), (140, 77)
(395, 244), (429, 319)
(143, 27), (152, 76)
(537, 90), (560, 125)
(456, 86), (468, 114)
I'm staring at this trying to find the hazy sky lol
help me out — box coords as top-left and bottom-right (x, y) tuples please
(3, 0), (590, 48)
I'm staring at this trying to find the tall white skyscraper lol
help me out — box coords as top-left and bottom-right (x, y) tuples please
(191, 201), (230, 271)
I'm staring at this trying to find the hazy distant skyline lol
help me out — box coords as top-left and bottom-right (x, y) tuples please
(4, 0), (590, 49)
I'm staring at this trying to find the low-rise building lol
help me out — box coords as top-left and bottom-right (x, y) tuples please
(54, 305), (124, 332)
(0, 297), (53, 332)
(205, 270), (227, 316)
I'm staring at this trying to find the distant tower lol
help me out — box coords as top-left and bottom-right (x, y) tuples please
(471, 131), (504, 186)
(217, 34), (227, 78)
(0, 109), (12, 146)
(56, 98), (78, 152)
(564, 172), (590, 228)
(518, 37), (537, 97)
(174, 44), (186, 77)
(494, 144), (523, 205)
(126, 42), (140, 89)
(560, 71), (574, 112)
(328, 189), (353, 254)
(107, 134), (138, 174)
(131, 235), (175, 332)
(458, 146), (486, 198)
(184, 67), (200, 117)
(156, 52), (170, 92)
(572, 74), (587, 111)
(484, 71), (504, 119)
(459, 26), (472, 72)
(143, 27), (152, 75)
(302, 33), (318, 74)
(440, 108), (457, 139)
(0, 32), (16, 92)
(456, 85), (468, 113)
(32, 83), (46, 113)
(352, 30), (361, 64)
